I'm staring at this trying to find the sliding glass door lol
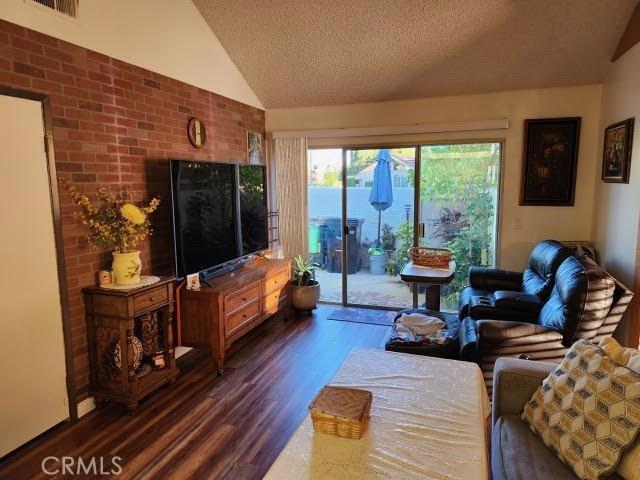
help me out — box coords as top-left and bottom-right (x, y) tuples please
(307, 142), (501, 311)
(417, 143), (501, 311)
(344, 148), (416, 308)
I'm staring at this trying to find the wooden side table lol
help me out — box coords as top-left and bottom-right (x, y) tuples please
(84, 277), (179, 413)
(400, 261), (456, 311)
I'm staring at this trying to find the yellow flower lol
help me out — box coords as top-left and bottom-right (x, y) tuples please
(120, 203), (146, 226)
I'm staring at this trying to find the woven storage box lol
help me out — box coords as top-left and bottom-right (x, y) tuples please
(309, 386), (372, 439)
(408, 246), (452, 268)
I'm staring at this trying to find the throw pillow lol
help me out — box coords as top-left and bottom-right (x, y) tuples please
(599, 337), (640, 480)
(521, 339), (640, 480)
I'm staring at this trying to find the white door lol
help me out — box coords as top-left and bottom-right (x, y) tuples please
(0, 94), (69, 457)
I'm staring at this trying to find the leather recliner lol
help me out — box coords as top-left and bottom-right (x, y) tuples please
(459, 240), (574, 322)
(460, 256), (634, 394)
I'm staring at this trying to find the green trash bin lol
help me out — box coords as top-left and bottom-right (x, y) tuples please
(309, 223), (320, 254)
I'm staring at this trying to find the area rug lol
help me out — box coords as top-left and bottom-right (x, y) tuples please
(326, 307), (397, 326)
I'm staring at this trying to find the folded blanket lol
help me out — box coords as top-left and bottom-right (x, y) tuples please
(397, 312), (445, 336)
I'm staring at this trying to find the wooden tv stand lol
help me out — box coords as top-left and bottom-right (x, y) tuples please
(179, 257), (291, 374)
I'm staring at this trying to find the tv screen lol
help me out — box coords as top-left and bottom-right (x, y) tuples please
(170, 160), (239, 279)
(239, 165), (269, 256)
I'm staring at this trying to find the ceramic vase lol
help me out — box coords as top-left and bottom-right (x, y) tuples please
(112, 250), (141, 285)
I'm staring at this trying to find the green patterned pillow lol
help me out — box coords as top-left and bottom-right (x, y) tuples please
(522, 339), (640, 480)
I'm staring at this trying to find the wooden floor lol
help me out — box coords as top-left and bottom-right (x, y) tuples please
(0, 305), (392, 480)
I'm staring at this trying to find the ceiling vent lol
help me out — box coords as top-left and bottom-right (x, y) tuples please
(30, 0), (78, 18)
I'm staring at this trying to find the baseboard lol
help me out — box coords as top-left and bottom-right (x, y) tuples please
(175, 346), (193, 358)
(77, 397), (95, 418)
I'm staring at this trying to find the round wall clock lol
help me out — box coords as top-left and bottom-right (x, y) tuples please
(187, 117), (207, 148)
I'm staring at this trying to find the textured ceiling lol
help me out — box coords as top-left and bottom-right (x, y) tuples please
(194, 0), (636, 108)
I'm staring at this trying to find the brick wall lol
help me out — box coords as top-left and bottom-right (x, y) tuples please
(0, 19), (265, 401)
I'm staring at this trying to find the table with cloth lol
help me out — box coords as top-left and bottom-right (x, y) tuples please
(265, 347), (490, 480)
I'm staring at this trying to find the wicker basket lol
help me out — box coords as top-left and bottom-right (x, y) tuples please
(408, 246), (452, 268)
(309, 386), (372, 439)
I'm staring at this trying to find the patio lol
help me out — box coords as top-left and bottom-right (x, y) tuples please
(315, 269), (411, 308)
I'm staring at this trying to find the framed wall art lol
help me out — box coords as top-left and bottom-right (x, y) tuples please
(187, 117), (207, 149)
(520, 117), (581, 206)
(247, 130), (263, 165)
(601, 118), (634, 183)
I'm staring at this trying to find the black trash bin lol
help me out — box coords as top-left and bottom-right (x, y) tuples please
(314, 216), (364, 274)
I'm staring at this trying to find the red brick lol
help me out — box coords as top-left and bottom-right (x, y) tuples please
(44, 46), (74, 63)
(11, 35), (43, 54)
(31, 79), (63, 94)
(53, 117), (79, 129)
(13, 61), (45, 78)
(78, 100), (103, 112)
(47, 70), (75, 86)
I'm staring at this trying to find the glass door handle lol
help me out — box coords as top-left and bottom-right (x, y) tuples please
(419, 223), (425, 238)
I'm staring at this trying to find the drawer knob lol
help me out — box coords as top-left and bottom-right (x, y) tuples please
(243, 314), (247, 318)
(150, 296), (156, 302)
(242, 297), (247, 302)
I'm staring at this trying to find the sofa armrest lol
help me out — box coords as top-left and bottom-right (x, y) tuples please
(492, 358), (556, 425)
(477, 320), (563, 346)
(459, 317), (478, 361)
(469, 267), (523, 291)
(492, 291), (542, 313)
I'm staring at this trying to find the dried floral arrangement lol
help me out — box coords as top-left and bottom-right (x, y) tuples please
(60, 179), (160, 253)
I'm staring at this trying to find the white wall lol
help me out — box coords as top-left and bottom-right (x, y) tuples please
(592, 42), (640, 345)
(0, 0), (263, 109)
(267, 85), (603, 270)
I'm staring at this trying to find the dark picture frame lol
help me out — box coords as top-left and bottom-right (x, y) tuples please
(520, 117), (581, 206)
(601, 118), (634, 183)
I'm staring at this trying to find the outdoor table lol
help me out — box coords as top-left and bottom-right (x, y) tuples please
(400, 261), (455, 311)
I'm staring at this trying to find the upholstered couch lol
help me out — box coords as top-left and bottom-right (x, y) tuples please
(459, 240), (573, 322)
(491, 358), (580, 479)
(461, 256), (634, 393)
(491, 357), (638, 480)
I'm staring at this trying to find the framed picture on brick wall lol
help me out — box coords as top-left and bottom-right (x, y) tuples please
(247, 131), (263, 165)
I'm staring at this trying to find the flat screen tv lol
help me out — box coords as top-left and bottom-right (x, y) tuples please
(170, 159), (268, 280)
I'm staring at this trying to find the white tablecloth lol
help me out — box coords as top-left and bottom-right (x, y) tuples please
(265, 348), (490, 480)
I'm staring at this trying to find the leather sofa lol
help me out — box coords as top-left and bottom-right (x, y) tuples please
(459, 240), (573, 322)
(460, 255), (633, 393)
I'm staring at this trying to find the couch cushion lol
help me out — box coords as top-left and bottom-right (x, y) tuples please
(492, 414), (577, 480)
(521, 340), (640, 480)
(522, 240), (574, 298)
(599, 337), (640, 480)
(539, 257), (615, 346)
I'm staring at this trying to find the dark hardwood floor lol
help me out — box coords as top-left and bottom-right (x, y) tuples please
(0, 305), (392, 480)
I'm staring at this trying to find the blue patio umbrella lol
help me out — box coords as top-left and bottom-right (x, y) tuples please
(369, 149), (394, 245)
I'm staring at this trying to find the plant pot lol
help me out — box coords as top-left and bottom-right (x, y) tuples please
(291, 281), (320, 311)
(112, 250), (142, 285)
(369, 253), (386, 275)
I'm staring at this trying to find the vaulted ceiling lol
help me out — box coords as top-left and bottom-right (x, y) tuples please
(194, 0), (637, 109)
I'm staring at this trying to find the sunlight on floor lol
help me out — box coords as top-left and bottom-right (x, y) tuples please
(315, 269), (413, 308)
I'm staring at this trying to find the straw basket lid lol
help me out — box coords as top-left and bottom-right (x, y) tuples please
(309, 386), (372, 422)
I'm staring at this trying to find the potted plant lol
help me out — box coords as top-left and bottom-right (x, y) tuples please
(368, 245), (386, 275)
(291, 255), (320, 312)
(61, 180), (160, 285)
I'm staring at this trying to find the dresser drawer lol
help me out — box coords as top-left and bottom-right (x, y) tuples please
(226, 301), (261, 338)
(224, 282), (261, 316)
(263, 268), (290, 295)
(263, 288), (288, 315)
(133, 286), (168, 313)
